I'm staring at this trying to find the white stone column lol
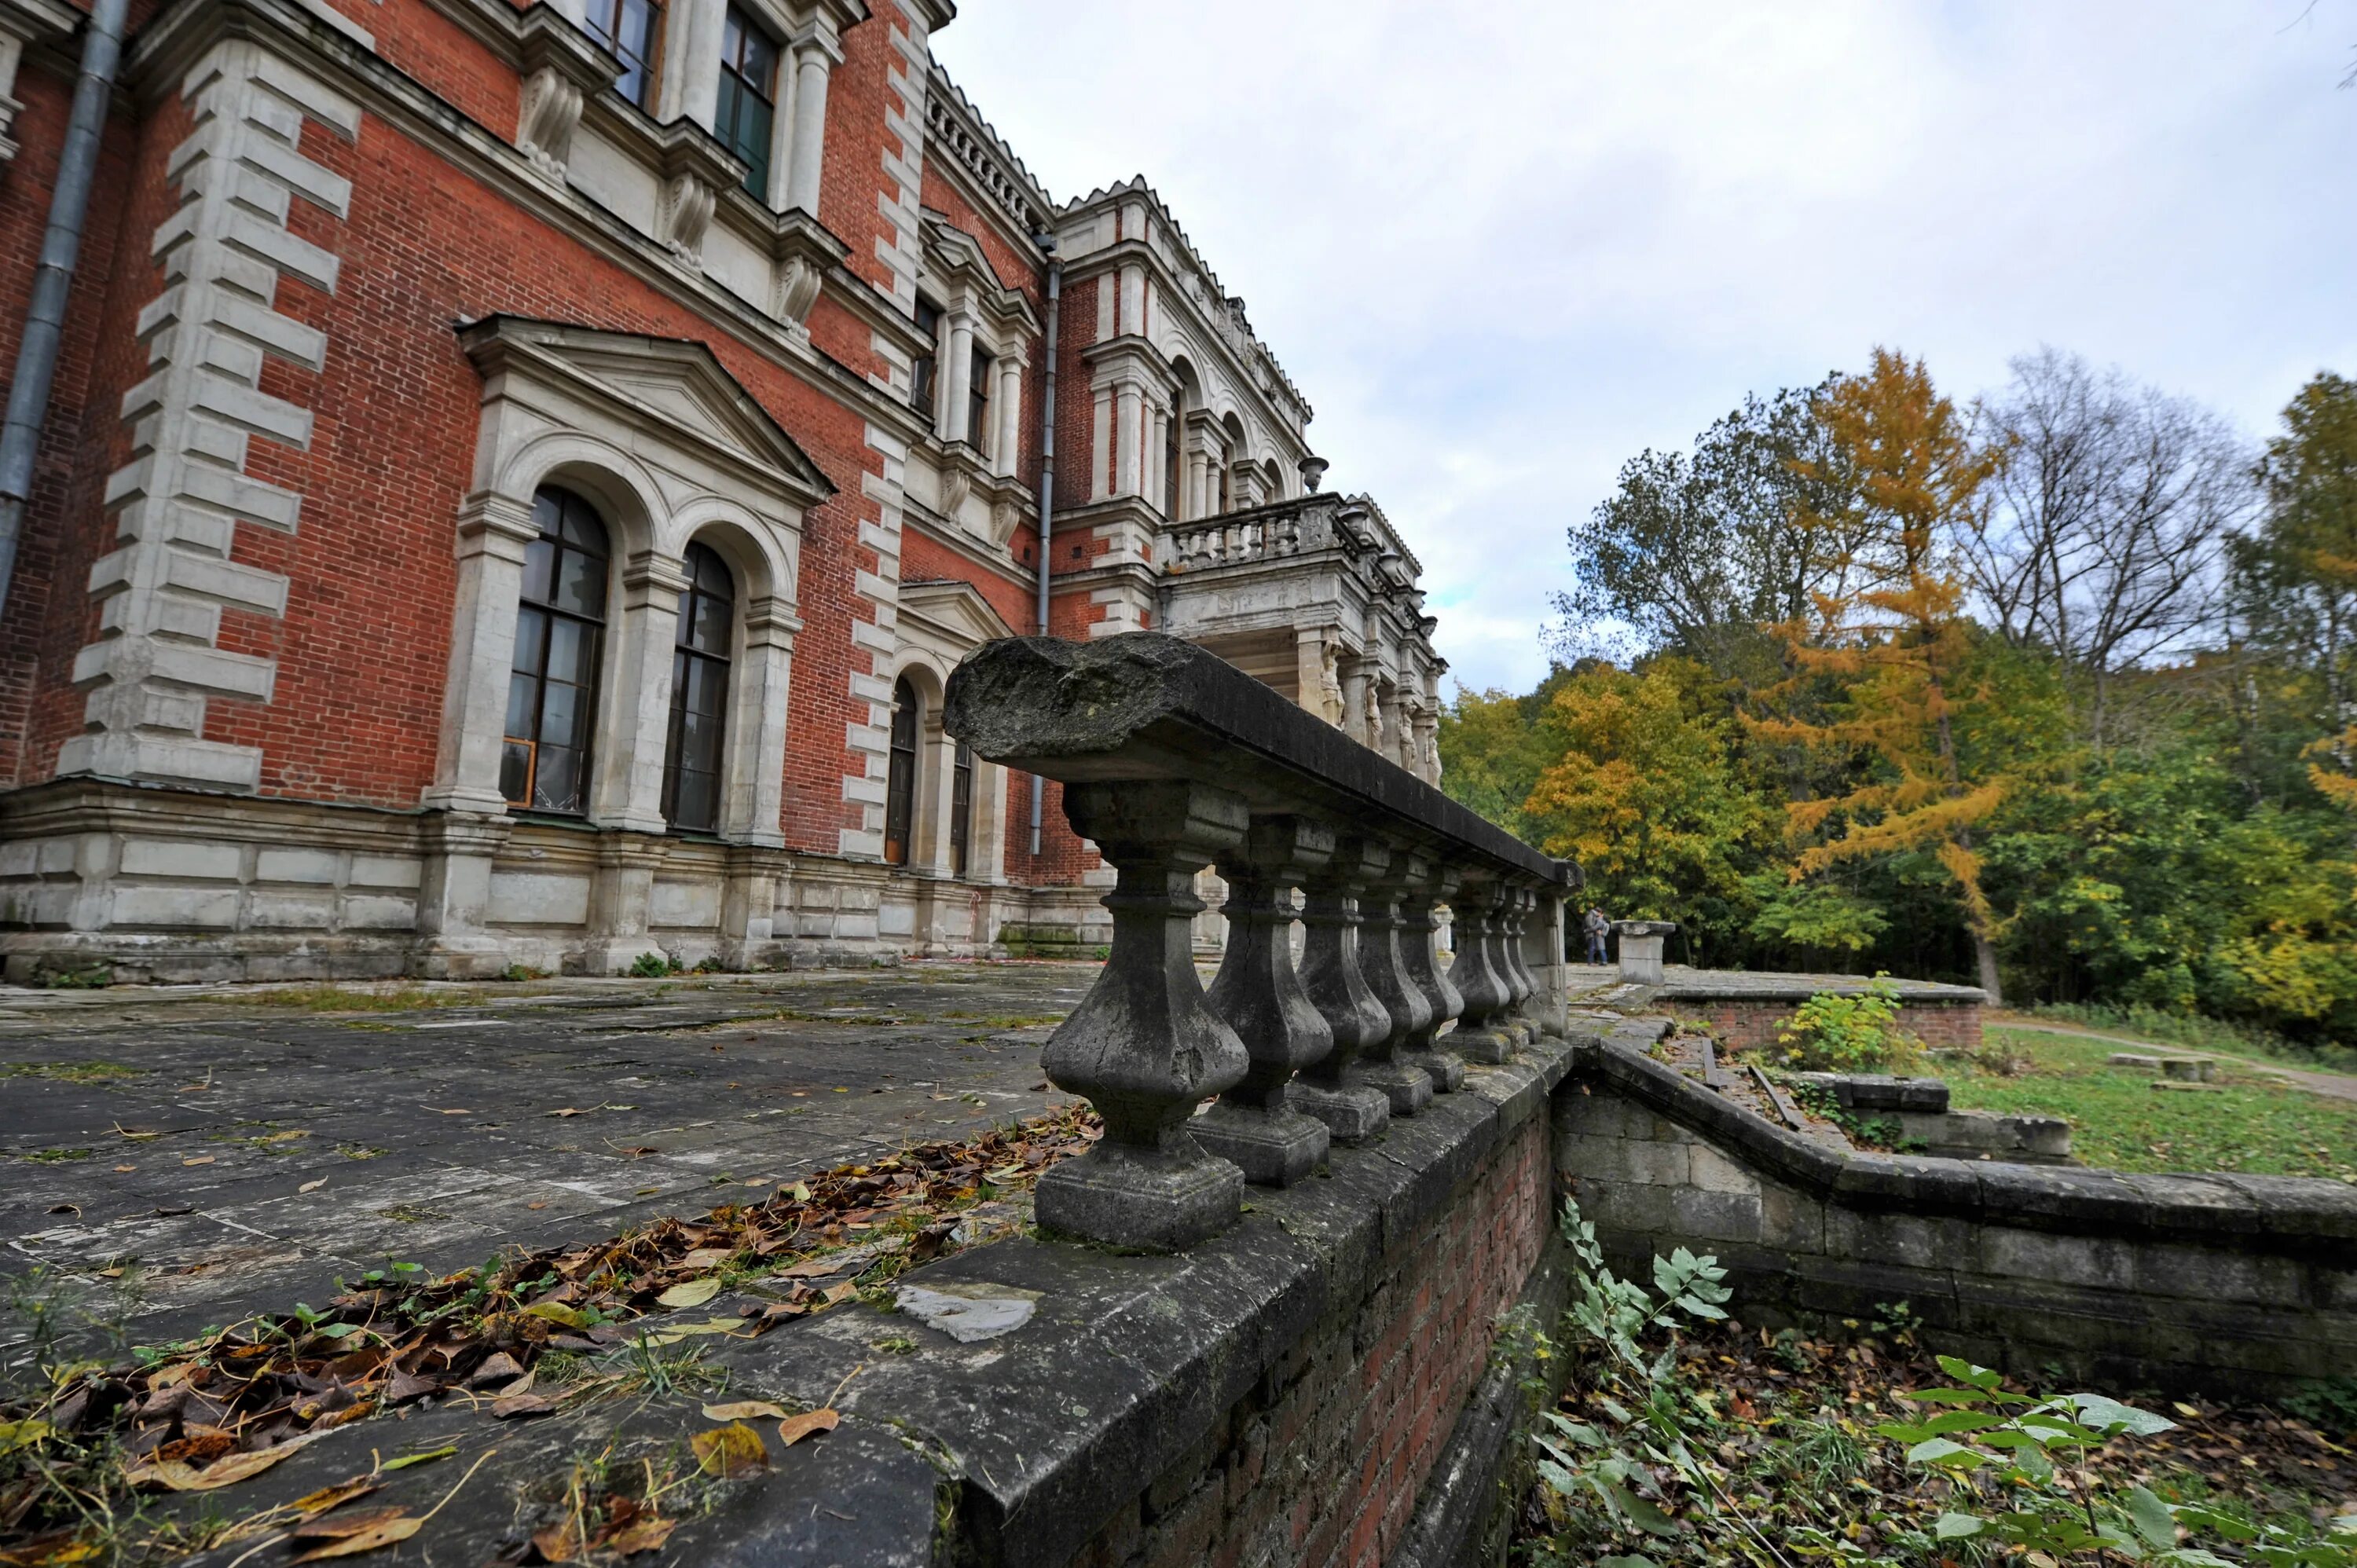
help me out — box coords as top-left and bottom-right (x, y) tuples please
(1113, 383), (1142, 496)
(589, 555), (690, 833)
(781, 31), (837, 214)
(661, 0), (723, 128)
(994, 359), (1023, 475)
(423, 493), (540, 814)
(1186, 448), (1208, 521)
(919, 712), (956, 877)
(1340, 658), (1369, 746)
(1148, 405), (1169, 514)
(943, 314), (977, 445)
(722, 596), (797, 847)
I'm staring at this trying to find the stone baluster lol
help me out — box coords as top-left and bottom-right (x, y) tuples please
(1446, 877), (1513, 1064)
(1289, 837), (1395, 1141)
(1190, 817), (1336, 1186)
(1398, 863), (1465, 1092)
(1354, 848), (1435, 1116)
(1032, 780), (1252, 1251)
(1494, 885), (1535, 1047)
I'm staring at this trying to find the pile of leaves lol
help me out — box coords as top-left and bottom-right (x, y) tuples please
(1522, 1203), (2357, 1566)
(0, 1104), (1098, 1560)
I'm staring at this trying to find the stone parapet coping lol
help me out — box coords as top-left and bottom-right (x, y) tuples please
(676, 1034), (1577, 1565)
(1570, 1025), (2357, 1255)
(1640, 968), (1986, 1005)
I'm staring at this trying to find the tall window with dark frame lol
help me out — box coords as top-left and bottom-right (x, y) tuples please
(661, 542), (734, 833)
(909, 299), (941, 423)
(501, 488), (610, 815)
(714, 7), (778, 198)
(966, 346), (991, 452)
(584, 0), (661, 108)
(882, 677), (918, 866)
(949, 741), (973, 877)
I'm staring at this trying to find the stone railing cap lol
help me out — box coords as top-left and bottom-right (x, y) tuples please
(945, 633), (1576, 888)
(1611, 919), (1678, 936)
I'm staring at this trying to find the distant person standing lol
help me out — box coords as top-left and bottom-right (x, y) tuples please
(1582, 906), (1610, 965)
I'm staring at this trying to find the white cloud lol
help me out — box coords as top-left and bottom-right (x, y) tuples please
(933, 1), (2357, 691)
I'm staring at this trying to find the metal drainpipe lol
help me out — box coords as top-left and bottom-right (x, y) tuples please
(0, 0), (131, 619)
(1028, 237), (1059, 859)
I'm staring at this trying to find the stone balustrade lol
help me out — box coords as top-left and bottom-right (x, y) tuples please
(944, 631), (1578, 1250)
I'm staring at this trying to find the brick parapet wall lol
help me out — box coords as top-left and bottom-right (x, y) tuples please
(1658, 996), (1982, 1053)
(1558, 1025), (2357, 1396)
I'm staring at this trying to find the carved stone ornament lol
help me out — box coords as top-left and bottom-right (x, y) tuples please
(774, 255), (823, 328)
(659, 173), (718, 268)
(1398, 864), (1467, 1093)
(512, 10), (616, 187)
(939, 460), (973, 518)
(516, 66), (585, 184)
(650, 124), (743, 271)
(1447, 879), (1514, 1064)
(1032, 779), (1252, 1251)
(1356, 848), (1438, 1114)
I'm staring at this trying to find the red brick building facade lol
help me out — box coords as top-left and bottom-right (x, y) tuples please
(0, 0), (1446, 979)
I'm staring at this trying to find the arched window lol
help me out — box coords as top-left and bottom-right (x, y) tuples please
(662, 541), (734, 833)
(883, 676), (918, 866)
(949, 740), (974, 877)
(502, 487), (610, 815)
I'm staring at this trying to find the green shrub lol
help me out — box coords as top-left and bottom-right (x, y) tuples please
(1772, 976), (1920, 1072)
(626, 951), (673, 979)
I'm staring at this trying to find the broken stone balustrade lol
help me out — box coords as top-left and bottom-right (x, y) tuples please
(944, 632), (1578, 1251)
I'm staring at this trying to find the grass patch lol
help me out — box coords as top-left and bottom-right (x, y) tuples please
(1948, 1028), (2357, 1181)
(0, 1061), (148, 1084)
(938, 1012), (1065, 1029)
(2018, 1000), (2357, 1075)
(212, 985), (489, 1012)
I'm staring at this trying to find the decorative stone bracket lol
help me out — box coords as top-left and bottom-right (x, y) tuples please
(944, 632), (1579, 1251)
(651, 119), (746, 270)
(764, 206), (846, 334)
(513, 8), (618, 186)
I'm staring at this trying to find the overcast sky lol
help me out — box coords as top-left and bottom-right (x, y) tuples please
(932, 3), (2357, 695)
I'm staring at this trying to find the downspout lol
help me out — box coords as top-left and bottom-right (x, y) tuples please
(0, 0), (130, 617)
(1029, 234), (1059, 859)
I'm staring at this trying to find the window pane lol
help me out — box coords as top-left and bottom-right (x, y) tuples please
(540, 680), (584, 749)
(693, 592), (730, 655)
(558, 496), (607, 555)
(546, 617), (593, 683)
(536, 745), (584, 813)
(674, 770), (717, 833)
(522, 538), (555, 606)
(500, 739), (532, 805)
(554, 547), (606, 618)
(505, 671), (539, 739)
(512, 606), (547, 676)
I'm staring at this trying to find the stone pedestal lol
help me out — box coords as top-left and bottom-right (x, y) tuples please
(1614, 919), (1677, 985)
(1190, 817), (1336, 1186)
(1291, 837), (1395, 1141)
(1032, 780), (1252, 1251)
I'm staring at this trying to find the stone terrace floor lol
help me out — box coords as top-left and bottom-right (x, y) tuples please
(0, 962), (1096, 1343)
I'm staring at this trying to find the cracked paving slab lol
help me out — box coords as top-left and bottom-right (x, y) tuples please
(0, 961), (1095, 1343)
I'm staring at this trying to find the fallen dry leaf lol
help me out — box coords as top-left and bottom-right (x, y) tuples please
(530, 1518), (583, 1563)
(690, 1421), (768, 1478)
(291, 1515), (421, 1560)
(290, 1476), (380, 1516)
(181, 1156), (214, 1167)
(656, 1277), (721, 1309)
(299, 1178), (327, 1193)
(489, 1394), (557, 1420)
(112, 1163), (134, 1173)
(680, 1247), (732, 1269)
(700, 1400), (788, 1422)
(289, 1505), (410, 1541)
(607, 1516), (678, 1555)
(526, 1200), (550, 1210)
(380, 1445), (456, 1471)
(135, 1442), (299, 1491)
(155, 1427), (235, 1466)
(778, 1409), (839, 1447)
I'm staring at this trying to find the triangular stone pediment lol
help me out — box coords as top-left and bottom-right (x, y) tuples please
(899, 577), (1017, 650)
(459, 315), (836, 505)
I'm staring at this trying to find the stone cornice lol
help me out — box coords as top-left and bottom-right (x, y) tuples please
(1061, 238), (1305, 438)
(923, 63), (1050, 242)
(918, 211), (1039, 339)
(120, 0), (937, 452)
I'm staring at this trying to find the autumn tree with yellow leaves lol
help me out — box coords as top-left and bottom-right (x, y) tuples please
(1748, 350), (2014, 1000)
